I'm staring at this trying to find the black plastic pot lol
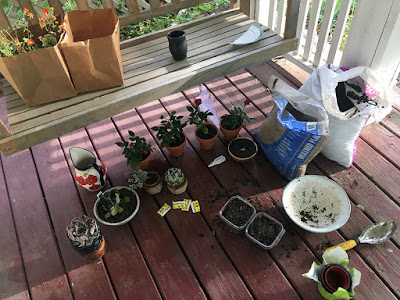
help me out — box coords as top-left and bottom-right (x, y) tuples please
(167, 30), (187, 61)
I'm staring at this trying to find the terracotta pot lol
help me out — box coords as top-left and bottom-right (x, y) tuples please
(73, 235), (106, 262)
(167, 178), (188, 195)
(143, 172), (163, 195)
(195, 123), (218, 150)
(136, 151), (151, 170)
(228, 137), (258, 163)
(166, 133), (187, 157)
(220, 118), (242, 141)
(320, 264), (351, 293)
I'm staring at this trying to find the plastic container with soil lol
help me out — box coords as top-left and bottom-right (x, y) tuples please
(245, 212), (285, 249)
(219, 195), (256, 232)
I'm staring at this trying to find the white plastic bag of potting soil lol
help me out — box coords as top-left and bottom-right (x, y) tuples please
(299, 65), (392, 167)
(255, 76), (329, 180)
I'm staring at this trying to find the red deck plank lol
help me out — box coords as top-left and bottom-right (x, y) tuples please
(30, 139), (117, 300)
(86, 115), (207, 300)
(200, 74), (398, 299)
(1, 150), (73, 300)
(0, 158), (29, 300)
(137, 101), (256, 299)
(59, 128), (162, 300)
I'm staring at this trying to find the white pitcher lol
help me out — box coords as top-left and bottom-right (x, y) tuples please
(70, 147), (108, 192)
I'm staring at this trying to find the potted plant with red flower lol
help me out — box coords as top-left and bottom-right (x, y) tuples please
(220, 99), (253, 141)
(187, 99), (218, 150)
(0, 7), (77, 106)
(116, 131), (154, 170)
(151, 111), (188, 157)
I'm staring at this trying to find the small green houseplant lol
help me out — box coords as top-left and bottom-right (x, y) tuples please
(94, 187), (140, 226)
(151, 111), (188, 157)
(165, 167), (188, 194)
(220, 99), (252, 141)
(116, 131), (153, 170)
(129, 167), (163, 195)
(66, 215), (106, 262)
(187, 99), (218, 150)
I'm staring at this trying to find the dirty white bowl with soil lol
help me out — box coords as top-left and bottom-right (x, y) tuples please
(94, 186), (140, 226)
(282, 175), (351, 233)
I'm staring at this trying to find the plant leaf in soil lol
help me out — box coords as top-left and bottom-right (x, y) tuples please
(196, 124), (217, 140)
(222, 197), (254, 227)
(229, 139), (257, 158)
(97, 188), (137, 223)
(248, 215), (281, 246)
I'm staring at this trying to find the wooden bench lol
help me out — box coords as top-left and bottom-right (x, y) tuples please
(0, 0), (300, 155)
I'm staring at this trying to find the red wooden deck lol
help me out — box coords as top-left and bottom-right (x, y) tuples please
(1, 59), (400, 300)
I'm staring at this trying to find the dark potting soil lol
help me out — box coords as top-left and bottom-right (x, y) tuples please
(97, 188), (137, 223)
(247, 215), (282, 246)
(145, 172), (158, 185)
(229, 139), (257, 158)
(221, 116), (240, 130)
(336, 81), (356, 112)
(222, 197), (254, 227)
(169, 132), (185, 147)
(196, 124), (217, 140)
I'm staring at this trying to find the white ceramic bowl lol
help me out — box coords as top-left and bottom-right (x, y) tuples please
(282, 175), (351, 233)
(94, 186), (140, 226)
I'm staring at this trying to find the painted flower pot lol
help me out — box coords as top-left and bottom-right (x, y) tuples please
(143, 172), (163, 195)
(220, 117), (242, 141)
(166, 133), (187, 157)
(195, 123), (218, 150)
(70, 147), (108, 191)
(167, 178), (188, 195)
(136, 151), (151, 170)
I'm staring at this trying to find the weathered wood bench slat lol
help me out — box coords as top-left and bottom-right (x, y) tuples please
(0, 9), (298, 155)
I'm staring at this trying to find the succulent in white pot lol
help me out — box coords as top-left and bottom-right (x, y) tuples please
(165, 167), (188, 194)
(66, 215), (106, 262)
(129, 167), (163, 195)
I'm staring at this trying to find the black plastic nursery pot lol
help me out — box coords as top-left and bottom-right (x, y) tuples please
(245, 212), (285, 249)
(219, 196), (256, 231)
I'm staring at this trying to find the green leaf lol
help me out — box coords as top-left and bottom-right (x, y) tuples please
(122, 196), (130, 203)
(105, 212), (111, 219)
(118, 206), (124, 213)
(111, 207), (118, 216)
(116, 142), (124, 147)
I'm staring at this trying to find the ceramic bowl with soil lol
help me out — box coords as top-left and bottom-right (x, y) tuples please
(94, 186), (140, 226)
(219, 195), (256, 231)
(282, 175), (351, 233)
(245, 212), (285, 250)
(143, 171), (163, 195)
(228, 137), (258, 162)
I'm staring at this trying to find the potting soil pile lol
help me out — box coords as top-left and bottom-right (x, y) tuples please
(255, 76), (329, 180)
(299, 65), (391, 167)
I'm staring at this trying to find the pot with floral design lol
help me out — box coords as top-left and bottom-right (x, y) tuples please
(70, 147), (108, 191)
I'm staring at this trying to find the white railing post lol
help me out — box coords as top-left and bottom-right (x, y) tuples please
(341, 0), (400, 87)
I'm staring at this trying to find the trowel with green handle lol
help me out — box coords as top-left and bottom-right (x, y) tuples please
(324, 221), (397, 253)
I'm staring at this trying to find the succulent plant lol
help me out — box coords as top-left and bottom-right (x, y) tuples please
(165, 167), (185, 187)
(128, 167), (148, 190)
(99, 189), (130, 219)
(66, 215), (100, 248)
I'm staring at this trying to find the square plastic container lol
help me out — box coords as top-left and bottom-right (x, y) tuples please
(219, 195), (256, 232)
(245, 212), (285, 250)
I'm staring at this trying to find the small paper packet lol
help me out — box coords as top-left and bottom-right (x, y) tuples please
(191, 200), (200, 213)
(157, 203), (171, 217)
(172, 201), (185, 209)
(181, 199), (192, 211)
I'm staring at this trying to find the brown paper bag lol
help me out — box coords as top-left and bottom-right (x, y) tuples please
(59, 9), (124, 93)
(0, 23), (77, 106)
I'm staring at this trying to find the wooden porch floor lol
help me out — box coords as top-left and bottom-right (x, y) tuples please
(1, 59), (400, 300)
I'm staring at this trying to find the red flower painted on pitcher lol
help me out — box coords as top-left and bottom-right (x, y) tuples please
(89, 184), (101, 191)
(86, 175), (98, 185)
(75, 175), (87, 186)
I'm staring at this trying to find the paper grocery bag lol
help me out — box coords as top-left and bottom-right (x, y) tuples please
(0, 23), (77, 106)
(59, 9), (124, 93)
